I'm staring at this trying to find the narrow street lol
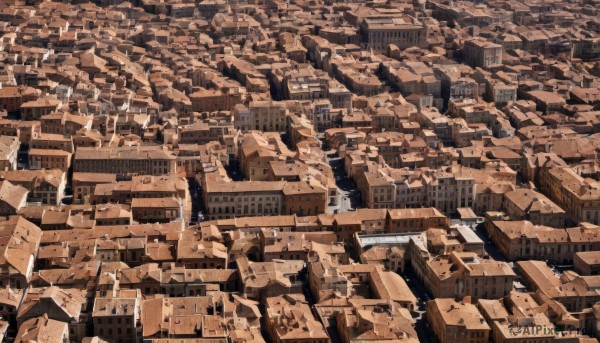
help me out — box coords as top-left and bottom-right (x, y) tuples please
(17, 144), (28, 170)
(474, 223), (508, 262)
(403, 266), (438, 343)
(327, 155), (361, 213)
(188, 178), (204, 224)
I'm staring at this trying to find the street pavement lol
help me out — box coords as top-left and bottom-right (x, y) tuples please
(327, 155), (361, 213)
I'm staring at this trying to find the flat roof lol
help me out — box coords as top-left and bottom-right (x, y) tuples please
(357, 233), (417, 248)
(456, 226), (484, 244)
(457, 207), (478, 219)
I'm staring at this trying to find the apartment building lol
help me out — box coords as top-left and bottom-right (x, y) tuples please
(334, 299), (418, 343)
(0, 216), (42, 288)
(39, 112), (92, 136)
(427, 299), (490, 343)
(502, 189), (566, 227)
(265, 294), (330, 343)
(0, 181), (28, 216)
(282, 180), (327, 216)
(176, 240), (228, 269)
(571, 37), (600, 61)
(16, 316), (69, 343)
(411, 239), (515, 300)
(425, 171), (475, 214)
(0, 287), (23, 337)
(92, 289), (141, 343)
(233, 101), (287, 132)
(303, 99), (333, 132)
(517, 260), (600, 312)
(286, 114), (318, 149)
(204, 181), (285, 220)
(131, 197), (181, 223)
(118, 264), (237, 296)
(487, 220), (600, 263)
(20, 98), (61, 120)
(30, 133), (74, 153)
(140, 294), (259, 341)
(0, 86), (39, 114)
(72, 172), (117, 204)
(238, 131), (293, 181)
(463, 39), (503, 69)
(0, 136), (19, 171)
(359, 15), (427, 52)
(178, 121), (238, 145)
(478, 292), (560, 343)
(236, 258), (304, 301)
(90, 175), (189, 204)
(369, 267), (418, 311)
(189, 88), (243, 112)
(308, 255), (353, 302)
(16, 286), (88, 342)
(28, 148), (71, 172)
(539, 166), (600, 225)
(574, 251), (600, 275)
(261, 228), (336, 260)
(331, 209), (388, 241)
(387, 208), (449, 233)
(281, 68), (329, 101)
(356, 169), (396, 209)
(74, 146), (177, 176)
(355, 165), (475, 214)
(0, 169), (66, 205)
